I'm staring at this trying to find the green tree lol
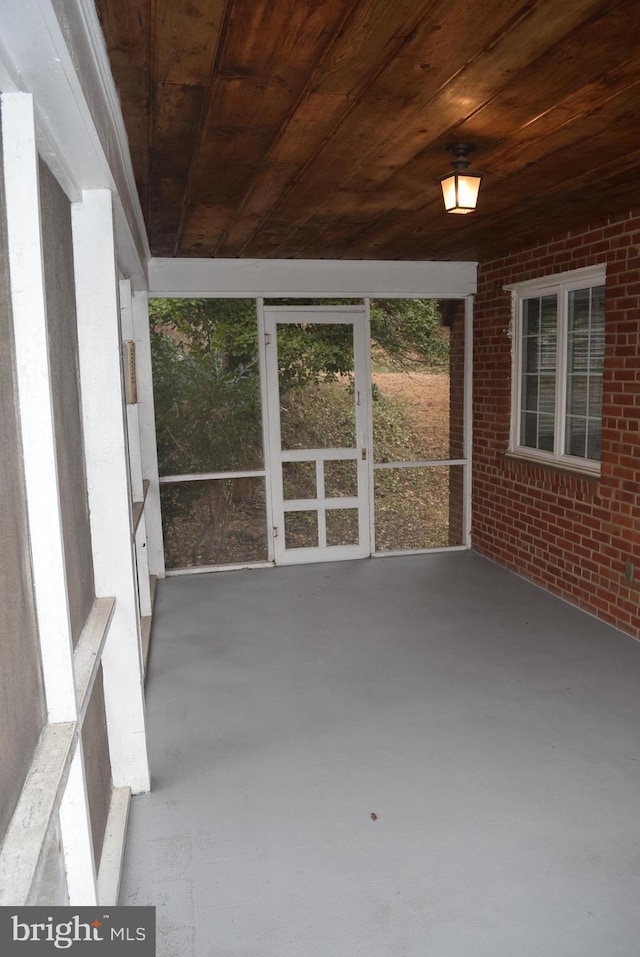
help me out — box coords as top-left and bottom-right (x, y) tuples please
(150, 295), (448, 474)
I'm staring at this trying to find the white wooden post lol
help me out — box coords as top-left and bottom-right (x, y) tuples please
(1, 91), (76, 724)
(2, 90), (98, 903)
(119, 280), (144, 501)
(120, 281), (152, 618)
(72, 189), (150, 794)
(132, 290), (166, 577)
(58, 743), (98, 905)
(464, 294), (474, 548)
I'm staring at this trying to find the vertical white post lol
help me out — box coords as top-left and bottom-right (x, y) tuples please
(257, 297), (275, 563)
(119, 280), (144, 501)
(72, 189), (150, 794)
(363, 297), (375, 555)
(2, 90), (98, 903)
(121, 281), (152, 617)
(1, 91), (76, 723)
(132, 289), (165, 577)
(463, 294), (474, 548)
(58, 744), (98, 905)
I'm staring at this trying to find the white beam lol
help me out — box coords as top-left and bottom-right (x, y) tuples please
(0, 722), (76, 906)
(72, 188), (150, 794)
(2, 91), (77, 723)
(464, 295), (474, 549)
(149, 257), (478, 299)
(132, 290), (165, 577)
(58, 743), (98, 905)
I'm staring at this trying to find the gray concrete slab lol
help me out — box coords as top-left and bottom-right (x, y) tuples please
(120, 552), (640, 956)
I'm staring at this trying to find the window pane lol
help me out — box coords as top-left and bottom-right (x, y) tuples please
(538, 375), (556, 414)
(588, 375), (603, 416)
(523, 299), (540, 336)
(540, 295), (557, 333)
(524, 337), (539, 373)
(519, 296), (557, 453)
(521, 411), (537, 448)
(587, 421), (602, 460)
(568, 334), (589, 371)
(539, 334), (557, 371)
(538, 414), (555, 452)
(569, 288), (590, 330)
(565, 284), (605, 461)
(567, 375), (588, 416)
(566, 417), (587, 458)
(522, 375), (538, 411)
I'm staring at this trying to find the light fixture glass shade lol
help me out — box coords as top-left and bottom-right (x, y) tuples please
(440, 169), (482, 214)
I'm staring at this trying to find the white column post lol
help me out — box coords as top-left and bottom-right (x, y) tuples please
(119, 279), (144, 501)
(121, 280), (152, 618)
(463, 294), (474, 548)
(1, 91), (76, 723)
(72, 189), (150, 794)
(58, 743), (98, 905)
(132, 290), (166, 577)
(2, 90), (98, 903)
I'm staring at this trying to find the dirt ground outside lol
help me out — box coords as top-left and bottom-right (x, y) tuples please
(372, 370), (450, 460)
(371, 370), (454, 552)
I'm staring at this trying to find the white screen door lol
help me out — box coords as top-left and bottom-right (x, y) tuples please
(264, 305), (371, 564)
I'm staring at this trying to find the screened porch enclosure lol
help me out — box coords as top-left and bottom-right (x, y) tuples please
(152, 296), (471, 572)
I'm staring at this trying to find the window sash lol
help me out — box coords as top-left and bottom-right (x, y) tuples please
(511, 272), (605, 470)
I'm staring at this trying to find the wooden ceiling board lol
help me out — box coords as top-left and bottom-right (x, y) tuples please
(146, 0), (226, 253)
(260, 0), (624, 259)
(324, 78), (640, 260)
(178, 0), (354, 249)
(384, 138), (640, 263)
(95, 0), (150, 215)
(216, 0), (442, 256)
(236, 0), (536, 257)
(96, 0), (640, 262)
(347, 75), (640, 261)
(275, 0), (640, 260)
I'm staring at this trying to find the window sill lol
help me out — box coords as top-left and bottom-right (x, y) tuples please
(504, 450), (601, 481)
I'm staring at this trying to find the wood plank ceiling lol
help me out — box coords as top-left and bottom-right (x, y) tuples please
(95, 0), (640, 262)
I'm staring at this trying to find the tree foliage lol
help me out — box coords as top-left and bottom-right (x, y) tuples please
(149, 296), (448, 477)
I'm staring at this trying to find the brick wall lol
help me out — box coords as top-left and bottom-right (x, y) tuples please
(474, 210), (640, 638)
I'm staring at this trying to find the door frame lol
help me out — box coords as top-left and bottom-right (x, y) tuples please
(262, 303), (372, 565)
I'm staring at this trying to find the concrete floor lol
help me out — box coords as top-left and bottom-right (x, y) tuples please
(120, 552), (640, 956)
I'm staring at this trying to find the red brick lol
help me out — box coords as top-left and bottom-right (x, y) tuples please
(473, 210), (640, 639)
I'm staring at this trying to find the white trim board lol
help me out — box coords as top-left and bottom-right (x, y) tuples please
(149, 257), (478, 298)
(0, 722), (77, 905)
(2, 91), (77, 723)
(96, 787), (130, 906)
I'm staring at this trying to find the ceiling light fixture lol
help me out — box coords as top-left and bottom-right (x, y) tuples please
(440, 143), (482, 214)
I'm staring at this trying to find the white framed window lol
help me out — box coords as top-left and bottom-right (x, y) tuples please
(507, 264), (606, 474)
